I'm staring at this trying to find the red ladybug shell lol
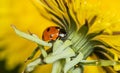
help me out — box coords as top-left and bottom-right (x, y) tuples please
(42, 26), (60, 42)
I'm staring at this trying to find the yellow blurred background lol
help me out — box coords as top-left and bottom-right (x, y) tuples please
(0, 0), (55, 72)
(0, 0), (120, 73)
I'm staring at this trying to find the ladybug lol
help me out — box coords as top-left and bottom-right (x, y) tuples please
(42, 26), (66, 42)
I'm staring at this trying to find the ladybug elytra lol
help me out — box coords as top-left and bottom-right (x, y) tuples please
(42, 26), (66, 42)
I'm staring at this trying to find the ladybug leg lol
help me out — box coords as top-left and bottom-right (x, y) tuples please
(25, 46), (39, 62)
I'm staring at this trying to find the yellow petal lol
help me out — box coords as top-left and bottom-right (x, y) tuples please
(1, 0), (120, 73)
(84, 56), (106, 73)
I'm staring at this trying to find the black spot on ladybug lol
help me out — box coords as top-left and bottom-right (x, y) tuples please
(47, 28), (50, 32)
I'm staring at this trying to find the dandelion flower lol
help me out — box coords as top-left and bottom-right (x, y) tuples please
(1, 0), (120, 73)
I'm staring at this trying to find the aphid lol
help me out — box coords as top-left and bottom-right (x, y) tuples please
(42, 26), (66, 42)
